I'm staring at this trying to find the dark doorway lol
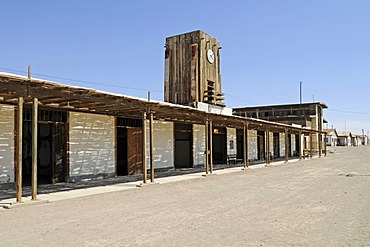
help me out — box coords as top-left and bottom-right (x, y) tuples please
(236, 129), (244, 160)
(22, 109), (67, 185)
(295, 134), (300, 157)
(116, 118), (143, 176)
(257, 131), (265, 160)
(287, 134), (292, 157)
(273, 132), (280, 159)
(174, 123), (193, 168)
(212, 127), (227, 164)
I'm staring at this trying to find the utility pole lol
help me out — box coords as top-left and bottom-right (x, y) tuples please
(300, 81), (302, 104)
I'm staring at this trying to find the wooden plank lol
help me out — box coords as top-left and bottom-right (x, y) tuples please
(142, 111), (147, 183)
(205, 121), (209, 174)
(149, 112), (154, 182)
(285, 129), (289, 163)
(209, 120), (213, 173)
(31, 98), (38, 200)
(16, 97), (23, 202)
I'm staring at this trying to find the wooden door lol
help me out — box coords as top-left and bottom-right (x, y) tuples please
(127, 127), (143, 175)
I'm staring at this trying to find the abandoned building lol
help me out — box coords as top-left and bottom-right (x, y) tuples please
(0, 30), (327, 202)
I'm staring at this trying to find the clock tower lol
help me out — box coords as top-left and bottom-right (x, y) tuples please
(164, 30), (224, 107)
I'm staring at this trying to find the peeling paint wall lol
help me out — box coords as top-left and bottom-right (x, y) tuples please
(146, 120), (174, 169)
(279, 132), (285, 157)
(248, 129), (258, 160)
(269, 132), (274, 156)
(193, 124), (205, 166)
(291, 134), (296, 156)
(227, 127), (237, 155)
(69, 112), (115, 178)
(0, 105), (14, 185)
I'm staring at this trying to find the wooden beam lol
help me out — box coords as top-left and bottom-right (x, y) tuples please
(266, 129), (270, 165)
(285, 129), (289, 163)
(205, 121), (209, 174)
(31, 98), (38, 200)
(16, 97), (23, 202)
(243, 123), (248, 169)
(318, 133), (322, 158)
(324, 134), (327, 157)
(310, 133), (313, 159)
(209, 120), (213, 173)
(142, 111), (147, 183)
(149, 111), (154, 182)
(299, 130), (302, 161)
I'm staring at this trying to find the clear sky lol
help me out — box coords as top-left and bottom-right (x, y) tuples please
(1, 0), (370, 135)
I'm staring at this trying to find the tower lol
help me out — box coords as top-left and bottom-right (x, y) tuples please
(164, 30), (224, 107)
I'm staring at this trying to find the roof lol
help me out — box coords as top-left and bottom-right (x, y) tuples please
(0, 72), (322, 134)
(337, 131), (352, 137)
(233, 102), (328, 111)
(324, 129), (337, 136)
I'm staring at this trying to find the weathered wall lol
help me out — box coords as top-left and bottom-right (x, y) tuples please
(279, 132), (285, 157)
(0, 105), (14, 185)
(269, 132), (274, 156)
(291, 134), (296, 156)
(193, 124), (205, 166)
(248, 129), (258, 161)
(69, 112), (115, 178)
(227, 127), (237, 155)
(146, 120), (174, 169)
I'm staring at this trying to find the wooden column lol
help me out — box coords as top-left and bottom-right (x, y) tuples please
(31, 98), (38, 200)
(266, 129), (270, 165)
(310, 133), (313, 159)
(324, 134), (327, 157)
(142, 111), (147, 184)
(284, 129), (289, 163)
(149, 112), (154, 182)
(205, 121), (209, 174)
(318, 133), (322, 158)
(16, 97), (23, 203)
(209, 120), (213, 173)
(243, 123), (248, 169)
(299, 131), (302, 161)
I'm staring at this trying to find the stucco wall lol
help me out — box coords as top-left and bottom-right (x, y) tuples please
(227, 127), (237, 155)
(279, 132), (285, 157)
(146, 120), (174, 169)
(0, 105), (14, 185)
(193, 124), (205, 166)
(69, 112), (115, 178)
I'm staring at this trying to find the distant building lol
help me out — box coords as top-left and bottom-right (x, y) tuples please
(324, 129), (338, 146)
(337, 132), (352, 146)
(233, 102), (328, 151)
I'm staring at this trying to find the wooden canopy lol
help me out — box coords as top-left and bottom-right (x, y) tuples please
(0, 72), (319, 135)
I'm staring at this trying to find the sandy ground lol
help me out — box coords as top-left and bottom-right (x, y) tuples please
(0, 146), (369, 247)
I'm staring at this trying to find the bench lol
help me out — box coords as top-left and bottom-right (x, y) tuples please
(227, 154), (243, 164)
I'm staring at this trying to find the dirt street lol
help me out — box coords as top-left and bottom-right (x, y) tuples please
(1, 146), (369, 246)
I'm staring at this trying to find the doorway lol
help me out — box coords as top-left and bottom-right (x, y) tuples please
(116, 118), (143, 176)
(273, 132), (280, 159)
(22, 109), (67, 185)
(257, 131), (265, 160)
(212, 127), (227, 164)
(174, 123), (193, 168)
(236, 129), (244, 160)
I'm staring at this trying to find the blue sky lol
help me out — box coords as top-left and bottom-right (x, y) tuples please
(1, 0), (370, 135)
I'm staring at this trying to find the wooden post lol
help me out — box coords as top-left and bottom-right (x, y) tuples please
(142, 111), (147, 184)
(284, 129), (288, 163)
(205, 121), (209, 174)
(243, 123), (248, 168)
(299, 131), (302, 161)
(324, 134), (327, 157)
(318, 133), (322, 158)
(149, 112), (154, 183)
(310, 133), (313, 159)
(265, 129), (270, 165)
(209, 120), (213, 173)
(31, 98), (38, 200)
(16, 97), (23, 202)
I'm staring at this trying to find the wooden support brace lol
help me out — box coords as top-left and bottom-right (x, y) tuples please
(149, 111), (154, 183)
(142, 111), (147, 184)
(16, 97), (23, 202)
(31, 98), (38, 200)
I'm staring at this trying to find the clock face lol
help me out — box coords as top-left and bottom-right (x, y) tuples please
(207, 49), (214, 64)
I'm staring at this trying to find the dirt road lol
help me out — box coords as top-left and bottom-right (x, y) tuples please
(1, 146), (369, 246)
